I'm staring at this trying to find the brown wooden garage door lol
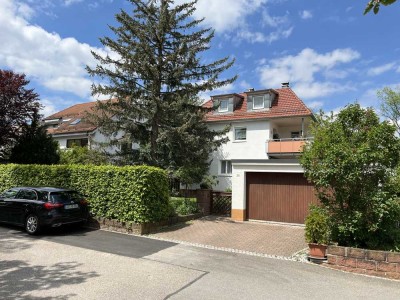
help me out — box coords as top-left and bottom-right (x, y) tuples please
(246, 172), (318, 224)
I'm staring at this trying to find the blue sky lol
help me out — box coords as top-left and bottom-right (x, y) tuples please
(0, 0), (399, 116)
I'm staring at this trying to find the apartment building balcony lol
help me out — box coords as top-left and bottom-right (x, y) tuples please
(266, 137), (312, 158)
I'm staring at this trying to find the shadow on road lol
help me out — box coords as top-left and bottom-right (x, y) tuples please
(0, 260), (99, 300)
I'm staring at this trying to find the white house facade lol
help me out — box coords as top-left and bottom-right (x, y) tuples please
(203, 86), (318, 223)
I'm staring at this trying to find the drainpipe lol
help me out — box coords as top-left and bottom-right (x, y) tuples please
(301, 118), (304, 138)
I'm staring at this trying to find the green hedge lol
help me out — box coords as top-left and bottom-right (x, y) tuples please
(0, 164), (170, 224)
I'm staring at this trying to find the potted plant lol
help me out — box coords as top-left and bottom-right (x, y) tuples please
(305, 205), (331, 262)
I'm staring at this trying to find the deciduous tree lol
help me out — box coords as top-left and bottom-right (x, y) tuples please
(301, 104), (400, 250)
(0, 70), (41, 160)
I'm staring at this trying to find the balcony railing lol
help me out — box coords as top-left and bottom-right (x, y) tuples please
(266, 137), (313, 155)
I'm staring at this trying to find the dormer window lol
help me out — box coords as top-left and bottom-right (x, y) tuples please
(246, 90), (276, 112)
(218, 99), (229, 112)
(253, 96), (265, 110)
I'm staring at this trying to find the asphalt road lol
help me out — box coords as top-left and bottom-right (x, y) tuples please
(0, 225), (399, 300)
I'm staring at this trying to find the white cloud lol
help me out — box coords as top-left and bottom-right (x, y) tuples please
(262, 10), (289, 27)
(258, 48), (360, 98)
(0, 0), (112, 98)
(64, 0), (84, 6)
(307, 101), (324, 110)
(299, 10), (312, 20)
(175, 0), (267, 32)
(237, 27), (293, 44)
(367, 62), (397, 76)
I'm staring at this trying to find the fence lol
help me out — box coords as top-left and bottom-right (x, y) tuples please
(179, 189), (232, 216)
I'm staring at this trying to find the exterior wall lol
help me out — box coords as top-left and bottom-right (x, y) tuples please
(53, 133), (90, 149)
(207, 120), (270, 191)
(231, 161), (304, 221)
(53, 129), (121, 153)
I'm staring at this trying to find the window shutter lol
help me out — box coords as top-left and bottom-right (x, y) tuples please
(228, 98), (234, 112)
(247, 96), (253, 111)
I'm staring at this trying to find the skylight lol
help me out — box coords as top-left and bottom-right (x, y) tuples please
(70, 118), (81, 125)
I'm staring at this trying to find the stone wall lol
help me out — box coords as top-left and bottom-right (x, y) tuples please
(326, 245), (400, 280)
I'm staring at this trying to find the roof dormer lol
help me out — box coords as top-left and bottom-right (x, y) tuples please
(245, 89), (277, 112)
(211, 93), (244, 114)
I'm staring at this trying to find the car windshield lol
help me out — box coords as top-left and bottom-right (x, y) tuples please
(50, 191), (82, 204)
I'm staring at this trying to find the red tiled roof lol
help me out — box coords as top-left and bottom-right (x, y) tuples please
(203, 88), (313, 122)
(44, 101), (107, 135)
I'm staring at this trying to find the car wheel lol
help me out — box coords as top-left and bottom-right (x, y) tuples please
(25, 214), (41, 235)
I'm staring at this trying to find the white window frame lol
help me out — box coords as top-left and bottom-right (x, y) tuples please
(253, 95), (264, 110)
(218, 99), (229, 112)
(220, 160), (232, 175)
(234, 127), (246, 141)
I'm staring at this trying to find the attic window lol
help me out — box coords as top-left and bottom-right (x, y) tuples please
(253, 96), (264, 110)
(218, 100), (229, 112)
(70, 118), (81, 125)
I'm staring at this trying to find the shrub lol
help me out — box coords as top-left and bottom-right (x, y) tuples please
(170, 197), (199, 215)
(0, 164), (169, 224)
(301, 104), (400, 250)
(305, 205), (331, 245)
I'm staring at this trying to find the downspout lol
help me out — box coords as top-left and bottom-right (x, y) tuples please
(301, 118), (304, 137)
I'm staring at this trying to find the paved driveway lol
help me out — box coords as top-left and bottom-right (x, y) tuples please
(149, 216), (307, 258)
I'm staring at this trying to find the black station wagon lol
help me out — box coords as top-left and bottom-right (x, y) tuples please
(0, 187), (89, 234)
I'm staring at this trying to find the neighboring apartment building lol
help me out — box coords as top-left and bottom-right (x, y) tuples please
(43, 101), (118, 152)
(44, 85), (318, 224)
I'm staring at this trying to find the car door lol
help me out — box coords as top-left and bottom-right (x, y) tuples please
(0, 188), (20, 223)
(8, 189), (37, 225)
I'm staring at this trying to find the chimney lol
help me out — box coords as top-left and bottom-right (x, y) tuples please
(248, 88), (255, 92)
(281, 82), (290, 88)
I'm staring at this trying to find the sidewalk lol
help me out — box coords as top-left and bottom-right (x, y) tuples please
(149, 216), (307, 258)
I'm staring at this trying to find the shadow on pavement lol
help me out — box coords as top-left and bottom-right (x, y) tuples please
(0, 260), (98, 300)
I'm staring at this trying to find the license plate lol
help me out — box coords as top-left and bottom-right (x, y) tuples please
(64, 204), (79, 209)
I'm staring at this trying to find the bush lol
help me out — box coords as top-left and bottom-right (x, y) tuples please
(301, 104), (400, 250)
(305, 205), (331, 245)
(59, 146), (109, 165)
(170, 197), (199, 215)
(0, 164), (169, 224)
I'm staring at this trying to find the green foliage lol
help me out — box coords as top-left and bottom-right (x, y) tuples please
(199, 175), (219, 190)
(59, 145), (109, 165)
(170, 197), (199, 216)
(364, 0), (397, 14)
(86, 0), (233, 181)
(0, 70), (41, 160)
(9, 114), (59, 165)
(301, 104), (400, 250)
(378, 86), (400, 136)
(0, 164), (170, 224)
(305, 205), (331, 245)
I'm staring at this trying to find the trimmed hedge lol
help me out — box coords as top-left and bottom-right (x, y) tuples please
(0, 164), (170, 224)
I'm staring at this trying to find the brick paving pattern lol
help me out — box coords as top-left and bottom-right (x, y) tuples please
(149, 216), (307, 257)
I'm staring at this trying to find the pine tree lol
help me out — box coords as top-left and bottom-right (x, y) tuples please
(87, 0), (235, 180)
(9, 113), (60, 165)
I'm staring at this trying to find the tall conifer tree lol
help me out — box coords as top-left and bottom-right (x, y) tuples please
(87, 0), (236, 181)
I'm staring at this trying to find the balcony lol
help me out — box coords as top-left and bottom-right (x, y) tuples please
(266, 138), (312, 158)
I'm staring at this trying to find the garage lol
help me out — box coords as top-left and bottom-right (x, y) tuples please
(246, 172), (318, 224)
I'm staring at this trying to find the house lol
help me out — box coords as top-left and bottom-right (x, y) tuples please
(43, 101), (118, 152)
(44, 84), (318, 224)
(203, 84), (318, 223)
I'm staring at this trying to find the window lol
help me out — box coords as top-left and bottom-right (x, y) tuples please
(221, 160), (232, 175)
(291, 131), (301, 139)
(218, 99), (229, 112)
(1, 189), (19, 198)
(18, 189), (37, 200)
(253, 95), (264, 109)
(70, 118), (81, 125)
(67, 138), (88, 148)
(234, 127), (246, 141)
